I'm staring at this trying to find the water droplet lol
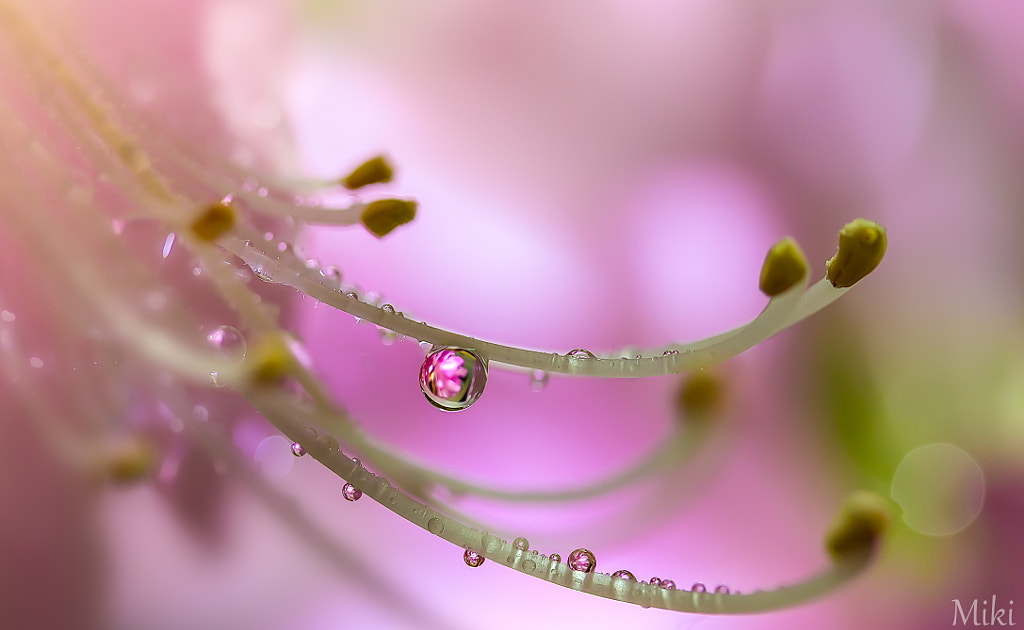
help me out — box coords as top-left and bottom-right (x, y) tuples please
(463, 550), (485, 567)
(419, 347), (488, 411)
(291, 442), (306, 457)
(566, 348), (597, 360)
(379, 328), (398, 346)
(692, 583), (707, 593)
(381, 303), (396, 314)
(427, 517), (445, 535)
(661, 580), (676, 590)
(512, 537), (529, 552)
(304, 258), (321, 271)
(342, 483), (362, 501)
(522, 559), (536, 573)
(528, 369), (549, 392)
(192, 405), (209, 422)
(257, 186), (269, 198)
(714, 585), (730, 595)
(482, 534), (501, 554)
(250, 263), (275, 283)
(649, 577), (662, 587)
(161, 233), (175, 259)
(207, 325), (245, 353)
(29, 357), (44, 369)
(566, 548), (596, 573)
(321, 266), (343, 290)
(612, 570), (636, 582)
(418, 340), (433, 354)
(663, 349), (679, 356)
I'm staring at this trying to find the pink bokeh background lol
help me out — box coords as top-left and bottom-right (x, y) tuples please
(3, 1), (1024, 629)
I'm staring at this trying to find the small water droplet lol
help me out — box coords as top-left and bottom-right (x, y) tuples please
(418, 341), (433, 354)
(663, 349), (679, 356)
(291, 442), (305, 457)
(649, 577), (662, 587)
(528, 369), (549, 392)
(342, 483), (362, 501)
(483, 533), (501, 554)
(427, 517), (445, 535)
(566, 348), (596, 360)
(379, 328), (398, 346)
(161, 233), (175, 259)
(419, 347), (488, 411)
(522, 559), (536, 573)
(29, 356), (44, 369)
(549, 553), (561, 567)
(566, 548), (596, 573)
(612, 570), (636, 582)
(381, 303), (396, 314)
(463, 550), (485, 567)
(321, 266), (343, 290)
(257, 186), (269, 198)
(692, 583), (707, 593)
(661, 579), (676, 590)
(250, 263), (275, 283)
(714, 585), (730, 595)
(512, 537), (529, 552)
(207, 325), (246, 353)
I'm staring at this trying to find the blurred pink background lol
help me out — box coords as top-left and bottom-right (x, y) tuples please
(3, 1), (1024, 629)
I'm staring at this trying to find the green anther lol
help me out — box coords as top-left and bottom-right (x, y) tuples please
(759, 237), (809, 297)
(826, 219), (887, 288)
(190, 201), (235, 242)
(247, 336), (294, 386)
(361, 198), (417, 238)
(677, 370), (724, 419)
(824, 491), (893, 561)
(342, 155), (394, 190)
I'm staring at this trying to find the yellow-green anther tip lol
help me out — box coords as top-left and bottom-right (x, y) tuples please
(677, 370), (724, 419)
(104, 439), (157, 484)
(343, 155), (394, 190)
(246, 336), (294, 385)
(759, 236), (809, 297)
(190, 201), (235, 242)
(361, 198), (417, 238)
(825, 490), (893, 561)
(826, 219), (887, 288)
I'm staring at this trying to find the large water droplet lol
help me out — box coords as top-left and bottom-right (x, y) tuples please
(419, 347), (488, 411)
(566, 548), (596, 573)
(512, 537), (529, 552)
(342, 483), (362, 501)
(612, 570), (636, 582)
(290, 442), (306, 457)
(463, 550), (485, 567)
